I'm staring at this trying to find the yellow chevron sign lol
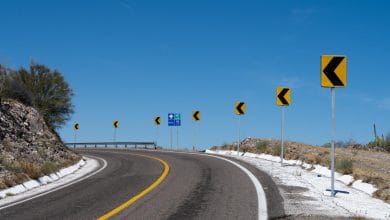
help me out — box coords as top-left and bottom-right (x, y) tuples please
(74, 123), (80, 130)
(192, 111), (201, 121)
(235, 102), (246, 115)
(113, 120), (119, 128)
(321, 55), (347, 88)
(154, 116), (161, 125)
(276, 88), (291, 106)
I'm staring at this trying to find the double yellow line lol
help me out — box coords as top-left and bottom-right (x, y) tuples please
(98, 153), (170, 220)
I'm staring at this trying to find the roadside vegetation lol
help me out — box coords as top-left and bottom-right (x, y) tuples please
(0, 62), (79, 189)
(211, 137), (390, 203)
(0, 62), (74, 131)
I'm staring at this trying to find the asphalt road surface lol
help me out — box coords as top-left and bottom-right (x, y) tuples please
(0, 149), (284, 220)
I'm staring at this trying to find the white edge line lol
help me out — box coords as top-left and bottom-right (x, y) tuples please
(0, 155), (107, 210)
(79, 149), (268, 219)
(206, 154), (268, 220)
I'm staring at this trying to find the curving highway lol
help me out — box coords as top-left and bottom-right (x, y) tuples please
(0, 149), (284, 220)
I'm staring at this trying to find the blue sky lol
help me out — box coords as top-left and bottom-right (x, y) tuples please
(1, 1), (389, 149)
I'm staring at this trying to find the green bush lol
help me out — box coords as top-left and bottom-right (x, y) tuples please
(41, 161), (59, 175)
(335, 158), (353, 174)
(271, 145), (281, 156)
(255, 141), (268, 153)
(0, 63), (74, 130)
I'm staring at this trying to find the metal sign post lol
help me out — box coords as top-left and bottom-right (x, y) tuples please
(74, 130), (77, 149)
(234, 102), (246, 156)
(192, 111), (201, 151)
(155, 126), (159, 148)
(154, 116), (161, 148)
(170, 127), (173, 150)
(73, 123), (79, 149)
(321, 55), (347, 197)
(193, 123), (197, 151)
(113, 128), (117, 147)
(280, 106), (285, 166)
(113, 121), (119, 148)
(168, 113), (180, 150)
(176, 126), (179, 150)
(237, 116), (241, 156)
(276, 87), (291, 166)
(331, 88), (336, 196)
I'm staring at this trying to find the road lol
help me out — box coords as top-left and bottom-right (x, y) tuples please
(0, 149), (284, 220)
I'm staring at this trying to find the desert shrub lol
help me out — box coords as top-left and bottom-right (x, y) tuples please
(20, 161), (41, 179)
(255, 141), (268, 153)
(41, 161), (59, 175)
(271, 145), (281, 156)
(1, 159), (21, 173)
(4, 176), (16, 187)
(335, 158), (353, 174)
(304, 153), (323, 164)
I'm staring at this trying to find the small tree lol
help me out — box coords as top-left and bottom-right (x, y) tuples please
(8, 63), (74, 130)
(0, 65), (33, 105)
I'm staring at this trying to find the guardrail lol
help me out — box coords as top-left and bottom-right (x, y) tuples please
(65, 141), (157, 149)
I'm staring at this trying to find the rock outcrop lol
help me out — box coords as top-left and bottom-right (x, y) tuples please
(0, 100), (80, 189)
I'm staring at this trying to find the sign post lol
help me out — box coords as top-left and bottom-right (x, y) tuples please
(235, 102), (246, 156)
(73, 123), (80, 149)
(321, 55), (347, 197)
(168, 113), (181, 150)
(113, 120), (119, 148)
(154, 116), (161, 148)
(276, 87), (291, 166)
(192, 110), (201, 151)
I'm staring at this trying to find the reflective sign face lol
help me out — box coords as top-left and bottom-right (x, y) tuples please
(276, 88), (291, 106)
(113, 120), (119, 128)
(192, 111), (201, 121)
(74, 123), (80, 130)
(235, 102), (246, 115)
(154, 116), (161, 125)
(168, 113), (181, 126)
(321, 55), (347, 88)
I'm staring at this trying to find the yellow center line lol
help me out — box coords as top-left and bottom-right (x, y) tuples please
(97, 152), (170, 220)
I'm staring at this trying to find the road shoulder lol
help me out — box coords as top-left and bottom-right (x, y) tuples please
(0, 156), (104, 209)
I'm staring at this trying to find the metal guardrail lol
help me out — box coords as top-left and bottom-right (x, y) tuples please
(65, 141), (157, 149)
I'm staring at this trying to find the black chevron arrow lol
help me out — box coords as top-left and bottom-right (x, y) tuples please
(323, 56), (344, 86)
(236, 102), (245, 114)
(278, 89), (289, 105)
(114, 121), (119, 128)
(155, 117), (160, 125)
(193, 111), (200, 121)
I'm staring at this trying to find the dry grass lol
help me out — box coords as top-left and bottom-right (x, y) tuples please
(20, 161), (42, 179)
(214, 139), (390, 203)
(0, 157), (80, 190)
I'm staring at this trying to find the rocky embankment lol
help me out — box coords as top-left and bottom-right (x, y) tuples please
(0, 100), (80, 189)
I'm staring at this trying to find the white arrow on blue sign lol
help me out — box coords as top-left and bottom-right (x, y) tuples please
(168, 113), (181, 126)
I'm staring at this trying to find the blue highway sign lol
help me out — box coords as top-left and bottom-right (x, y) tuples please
(168, 113), (181, 126)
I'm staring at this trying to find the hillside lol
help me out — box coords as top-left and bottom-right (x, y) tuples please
(0, 100), (80, 189)
(211, 138), (390, 203)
